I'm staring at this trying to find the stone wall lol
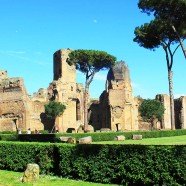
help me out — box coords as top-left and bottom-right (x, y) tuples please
(0, 49), (85, 133)
(0, 70), (46, 132)
(180, 96), (186, 129)
(0, 73), (29, 131)
(51, 49), (84, 132)
(88, 99), (100, 130)
(99, 61), (139, 131)
(99, 91), (111, 129)
(28, 100), (45, 131)
(156, 94), (171, 129)
(0, 49), (185, 133)
(175, 96), (186, 129)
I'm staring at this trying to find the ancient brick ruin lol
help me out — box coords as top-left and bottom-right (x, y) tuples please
(0, 49), (185, 132)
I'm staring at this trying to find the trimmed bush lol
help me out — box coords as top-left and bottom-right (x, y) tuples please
(0, 142), (56, 174)
(0, 131), (17, 134)
(17, 134), (60, 142)
(0, 129), (186, 142)
(0, 141), (185, 185)
(0, 134), (18, 141)
(29, 129), (186, 142)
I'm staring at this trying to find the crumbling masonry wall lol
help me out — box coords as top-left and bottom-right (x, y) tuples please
(99, 61), (139, 131)
(0, 70), (46, 131)
(0, 49), (186, 132)
(49, 49), (84, 132)
(175, 96), (186, 129)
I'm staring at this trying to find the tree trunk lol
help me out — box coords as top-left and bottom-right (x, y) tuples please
(84, 71), (96, 132)
(171, 25), (186, 59)
(168, 70), (175, 130)
(83, 86), (89, 132)
(50, 118), (56, 133)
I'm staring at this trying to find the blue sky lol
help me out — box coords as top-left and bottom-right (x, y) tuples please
(0, 0), (185, 99)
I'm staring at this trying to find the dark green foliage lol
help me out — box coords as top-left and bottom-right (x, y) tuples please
(134, 0), (186, 130)
(134, 19), (177, 50)
(67, 50), (116, 75)
(138, 0), (186, 36)
(0, 134), (18, 141)
(1, 129), (186, 142)
(0, 141), (185, 185)
(139, 99), (165, 121)
(0, 131), (17, 134)
(67, 49), (116, 92)
(17, 134), (60, 142)
(44, 101), (66, 119)
(135, 0), (186, 47)
(0, 142), (55, 174)
(56, 129), (186, 141)
(67, 49), (116, 129)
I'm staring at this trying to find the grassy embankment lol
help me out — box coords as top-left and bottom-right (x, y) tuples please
(0, 170), (117, 186)
(93, 135), (186, 145)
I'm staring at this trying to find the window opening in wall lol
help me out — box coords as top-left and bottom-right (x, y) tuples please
(76, 99), (81, 120)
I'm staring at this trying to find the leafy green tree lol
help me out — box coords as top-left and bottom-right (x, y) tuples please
(67, 49), (116, 131)
(44, 101), (66, 133)
(134, 0), (186, 130)
(139, 99), (165, 129)
(138, 0), (186, 58)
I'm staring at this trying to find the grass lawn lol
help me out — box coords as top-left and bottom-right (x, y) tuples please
(0, 170), (117, 186)
(93, 135), (186, 145)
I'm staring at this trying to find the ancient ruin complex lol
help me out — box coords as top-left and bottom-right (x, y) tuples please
(0, 49), (185, 132)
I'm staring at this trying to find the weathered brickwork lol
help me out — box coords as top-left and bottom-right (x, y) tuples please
(156, 94), (172, 129)
(0, 49), (185, 132)
(98, 62), (139, 131)
(174, 96), (186, 129)
(49, 49), (84, 132)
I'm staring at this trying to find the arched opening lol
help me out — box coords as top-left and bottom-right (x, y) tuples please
(76, 99), (81, 121)
(116, 123), (121, 131)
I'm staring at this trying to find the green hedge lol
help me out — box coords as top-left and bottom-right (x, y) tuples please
(18, 129), (186, 142)
(0, 142), (55, 174)
(0, 131), (17, 134)
(0, 141), (185, 185)
(0, 129), (186, 142)
(17, 134), (60, 142)
(0, 134), (18, 141)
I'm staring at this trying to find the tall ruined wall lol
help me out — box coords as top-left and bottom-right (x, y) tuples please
(2, 49), (186, 133)
(174, 96), (186, 129)
(0, 49), (85, 133)
(100, 61), (139, 131)
(99, 91), (111, 129)
(179, 96), (186, 129)
(50, 49), (84, 132)
(0, 71), (30, 131)
(156, 94), (171, 129)
(156, 94), (186, 130)
(88, 99), (100, 130)
(0, 70), (46, 132)
(28, 100), (45, 131)
(53, 49), (76, 82)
